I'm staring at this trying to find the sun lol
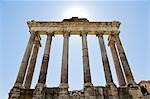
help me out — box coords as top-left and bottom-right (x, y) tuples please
(63, 6), (90, 19)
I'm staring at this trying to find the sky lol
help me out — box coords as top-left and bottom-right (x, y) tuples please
(0, 0), (150, 99)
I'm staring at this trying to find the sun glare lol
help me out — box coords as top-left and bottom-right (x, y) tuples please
(63, 6), (90, 19)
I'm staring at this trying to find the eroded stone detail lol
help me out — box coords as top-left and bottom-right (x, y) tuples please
(32, 83), (46, 99)
(139, 80), (150, 95)
(9, 87), (22, 99)
(9, 86), (148, 99)
(9, 17), (147, 99)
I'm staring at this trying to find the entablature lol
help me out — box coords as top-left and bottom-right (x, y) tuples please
(27, 18), (121, 35)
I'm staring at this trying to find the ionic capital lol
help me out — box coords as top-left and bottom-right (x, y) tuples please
(111, 30), (120, 36)
(34, 34), (41, 41)
(33, 34), (41, 47)
(108, 35), (115, 46)
(80, 31), (89, 37)
(47, 32), (54, 36)
(63, 31), (70, 37)
(29, 30), (36, 34)
(96, 31), (104, 37)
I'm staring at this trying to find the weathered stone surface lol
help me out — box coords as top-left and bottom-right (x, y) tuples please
(114, 34), (136, 85)
(139, 80), (150, 95)
(128, 84), (143, 99)
(63, 17), (89, 22)
(81, 33), (92, 83)
(59, 32), (69, 96)
(97, 33), (114, 85)
(15, 33), (35, 88)
(27, 17), (120, 35)
(9, 87), (22, 99)
(24, 37), (41, 89)
(108, 35), (126, 86)
(38, 34), (53, 84)
(60, 33), (69, 84)
(9, 86), (147, 99)
(9, 18), (147, 99)
(32, 83), (46, 99)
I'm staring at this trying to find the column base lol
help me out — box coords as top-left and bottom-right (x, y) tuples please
(128, 84), (143, 99)
(9, 82), (25, 99)
(32, 83), (46, 99)
(14, 82), (24, 89)
(59, 83), (69, 96)
(9, 87), (22, 99)
(105, 83), (119, 99)
(84, 82), (95, 97)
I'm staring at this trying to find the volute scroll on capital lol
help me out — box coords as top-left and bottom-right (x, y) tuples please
(29, 30), (37, 35)
(34, 34), (41, 40)
(112, 21), (121, 29)
(47, 31), (55, 36)
(63, 31), (70, 37)
(108, 35), (115, 46)
(80, 31), (88, 36)
(111, 30), (120, 36)
(34, 37), (42, 47)
(95, 31), (104, 37)
(28, 31), (38, 43)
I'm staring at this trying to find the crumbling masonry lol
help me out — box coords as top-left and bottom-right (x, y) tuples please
(9, 17), (148, 99)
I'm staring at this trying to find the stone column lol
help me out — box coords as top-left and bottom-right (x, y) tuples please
(81, 32), (94, 98)
(59, 32), (69, 97)
(97, 33), (114, 85)
(9, 31), (35, 99)
(24, 35), (41, 89)
(32, 34), (53, 99)
(114, 34), (136, 85)
(14, 31), (35, 88)
(97, 32), (118, 99)
(108, 35), (126, 86)
(81, 32), (93, 87)
(38, 34), (53, 84)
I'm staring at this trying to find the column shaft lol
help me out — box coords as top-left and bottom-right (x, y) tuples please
(24, 38), (40, 89)
(38, 34), (53, 84)
(15, 32), (35, 87)
(60, 33), (69, 85)
(81, 33), (92, 84)
(109, 35), (126, 86)
(115, 34), (135, 84)
(97, 33), (113, 85)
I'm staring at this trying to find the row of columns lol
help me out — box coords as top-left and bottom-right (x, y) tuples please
(15, 32), (35, 88)
(24, 36), (41, 89)
(14, 31), (136, 91)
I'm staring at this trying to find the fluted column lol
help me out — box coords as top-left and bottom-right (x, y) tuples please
(114, 34), (135, 85)
(81, 32), (93, 87)
(24, 35), (41, 89)
(14, 31), (35, 88)
(108, 35), (126, 86)
(97, 32), (114, 85)
(38, 34), (53, 84)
